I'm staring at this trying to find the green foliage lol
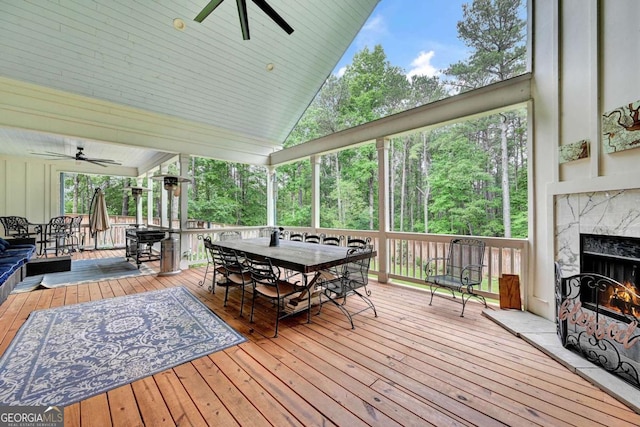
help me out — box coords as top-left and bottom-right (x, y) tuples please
(62, 0), (528, 239)
(189, 158), (267, 226)
(446, 0), (526, 90)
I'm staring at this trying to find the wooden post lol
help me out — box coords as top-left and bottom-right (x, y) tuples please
(499, 274), (522, 309)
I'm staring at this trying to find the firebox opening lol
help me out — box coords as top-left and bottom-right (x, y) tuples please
(580, 234), (640, 322)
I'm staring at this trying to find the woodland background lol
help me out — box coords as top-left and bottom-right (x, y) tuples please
(65, 0), (528, 238)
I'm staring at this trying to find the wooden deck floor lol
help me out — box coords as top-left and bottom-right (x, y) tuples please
(2, 249), (639, 426)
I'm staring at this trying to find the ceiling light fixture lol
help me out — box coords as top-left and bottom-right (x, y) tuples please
(173, 18), (186, 31)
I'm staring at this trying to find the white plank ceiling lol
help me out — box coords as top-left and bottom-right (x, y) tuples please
(0, 0), (379, 173)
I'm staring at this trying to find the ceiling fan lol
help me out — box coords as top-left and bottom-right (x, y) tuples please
(32, 147), (122, 167)
(194, 0), (294, 40)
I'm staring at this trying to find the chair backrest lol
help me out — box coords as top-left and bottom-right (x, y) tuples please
(47, 216), (69, 235)
(67, 216), (82, 236)
(258, 227), (273, 238)
(347, 236), (371, 248)
(0, 216), (31, 237)
(304, 233), (322, 244)
(289, 232), (304, 242)
(340, 245), (374, 291)
(218, 230), (242, 241)
(213, 245), (247, 275)
(247, 256), (282, 290)
(322, 235), (344, 246)
(71, 215), (82, 229)
(201, 235), (215, 261)
(446, 238), (485, 284)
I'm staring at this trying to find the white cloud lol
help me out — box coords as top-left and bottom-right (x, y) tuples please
(336, 66), (347, 78)
(407, 50), (439, 79)
(355, 13), (387, 49)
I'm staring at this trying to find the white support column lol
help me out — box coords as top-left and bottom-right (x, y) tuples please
(178, 154), (190, 269)
(266, 167), (276, 226)
(178, 154), (189, 231)
(160, 164), (169, 228)
(310, 155), (320, 229)
(376, 138), (390, 283)
(146, 172), (153, 226)
(135, 176), (144, 226)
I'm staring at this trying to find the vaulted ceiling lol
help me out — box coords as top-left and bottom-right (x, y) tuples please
(0, 0), (379, 174)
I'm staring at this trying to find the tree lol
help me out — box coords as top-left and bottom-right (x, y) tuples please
(446, 0), (526, 237)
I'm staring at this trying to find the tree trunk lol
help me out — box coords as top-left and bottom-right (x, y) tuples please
(72, 174), (79, 213)
(422, 132), (430, 233)
(368, 173), (374, 230)
(500, 114), (512, 237)
(122, 178), (131, 216)
(334, 154), (343, 225)
(399, 137), (408, 232)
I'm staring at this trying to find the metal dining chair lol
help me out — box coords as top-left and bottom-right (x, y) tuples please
(41, 216), (71, 257)
(322, 235), (344, 246)
(0, 216), (37, 239)
(289, 232), (304, 242)
(318, 245), (377, 329)
(219, 230), (242, 241)
(347, 236), (371, 248)
(247, 255), (306, 337)
(304, 233), (322, 244)
(213, 245), (252, 316)
(199, 235), (217, 293)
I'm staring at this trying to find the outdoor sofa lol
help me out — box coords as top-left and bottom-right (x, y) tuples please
(0, 237), (37, 304)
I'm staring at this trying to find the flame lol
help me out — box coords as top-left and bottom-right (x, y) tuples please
(606, 282), (640, 317)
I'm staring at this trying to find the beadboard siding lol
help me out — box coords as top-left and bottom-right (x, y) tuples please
(0, 0), (377, 150)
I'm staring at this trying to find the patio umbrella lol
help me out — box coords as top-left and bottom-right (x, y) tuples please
(89, 188), (111, 249)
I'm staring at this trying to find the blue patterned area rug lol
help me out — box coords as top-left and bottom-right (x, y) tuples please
(13, 257), (156, 293)
(0, 286), (246, 406)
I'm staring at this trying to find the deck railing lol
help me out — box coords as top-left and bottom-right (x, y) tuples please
(180, 226), (528, 303)
(75, 217), (527, 303)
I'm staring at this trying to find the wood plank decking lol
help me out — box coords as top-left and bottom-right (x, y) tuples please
(1, 249), (639, 426)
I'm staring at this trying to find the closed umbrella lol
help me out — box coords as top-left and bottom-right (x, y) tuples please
(89, 188), (111, 249)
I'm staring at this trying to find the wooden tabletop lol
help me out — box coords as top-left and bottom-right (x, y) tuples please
(213, 237), (375, 274)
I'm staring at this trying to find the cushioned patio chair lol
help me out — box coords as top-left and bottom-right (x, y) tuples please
(288, 232), (304, 242)
(213, 245), (252, 316)
(347, 236), (371, 248)
(304, 233), (322, 244)
(218, 230), (242, 241)
(321, 235), (344, 246)
(198, 235), (217, 292)
(247, 255), (305, 337)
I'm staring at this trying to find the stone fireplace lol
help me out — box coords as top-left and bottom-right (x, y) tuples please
(580, 233), (640, 321)
(555, 189), (640, 389)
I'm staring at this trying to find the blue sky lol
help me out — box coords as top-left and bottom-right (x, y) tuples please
(333, 0), (471, 78)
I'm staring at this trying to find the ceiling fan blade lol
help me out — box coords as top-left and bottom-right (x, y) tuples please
(236, 0), (250, 40)
(32, 151), (75, 160)
(86, 159), (109, 167)
(194, 0), (225, 23)
(84, 158), (122, 166)
(251, 0), (294, 35)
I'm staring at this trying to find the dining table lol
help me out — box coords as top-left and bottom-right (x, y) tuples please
(213, 237), (376, 319)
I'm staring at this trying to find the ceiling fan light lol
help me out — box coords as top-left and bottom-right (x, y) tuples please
(173, 18), (186, 31)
